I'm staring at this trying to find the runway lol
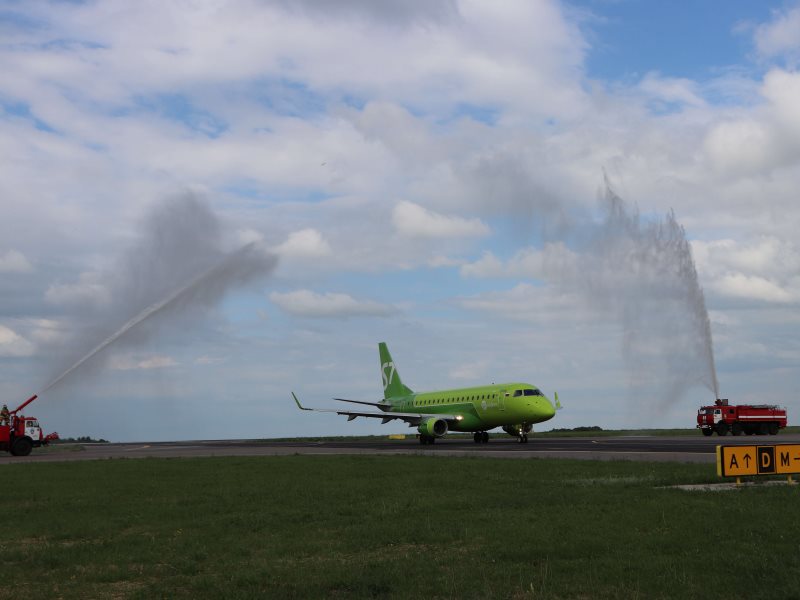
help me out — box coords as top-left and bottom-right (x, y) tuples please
(4, 433), (800, 464)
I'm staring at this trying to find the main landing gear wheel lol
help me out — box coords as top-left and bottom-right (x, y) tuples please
(419, 435), (435, 445)
(473, 431), (489, 443)
(481, 431), (489, 443)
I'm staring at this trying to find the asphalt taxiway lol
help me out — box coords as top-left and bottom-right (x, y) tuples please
(5, 433), (800, 464)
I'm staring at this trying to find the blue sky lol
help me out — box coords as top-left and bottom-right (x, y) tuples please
(574, 0), (775, 80)
(1, 0), (799, 441)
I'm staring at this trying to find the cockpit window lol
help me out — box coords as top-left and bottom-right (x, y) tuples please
(523, 389), (543, 396)
(513, 390), (522, 397)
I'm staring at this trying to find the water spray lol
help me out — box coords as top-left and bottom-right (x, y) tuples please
(41, 242), (271, 394)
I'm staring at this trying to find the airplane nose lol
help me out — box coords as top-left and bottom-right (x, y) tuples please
(543, 398), (556, 419)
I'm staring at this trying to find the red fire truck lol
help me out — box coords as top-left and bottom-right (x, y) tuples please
(0, 395), (59, 456)
(697, 398), (787, 437)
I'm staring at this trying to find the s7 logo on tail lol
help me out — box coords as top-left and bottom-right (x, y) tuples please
(382, 361), (396, 391)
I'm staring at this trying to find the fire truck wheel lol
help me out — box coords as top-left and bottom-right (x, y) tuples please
(701, 428), (713, 437)
(10, 438), (32, 457)
(758, 423), (769, 435)
(768, 423), (779, 435)
(731, 423), (743, 436)
(716, 423), (729, 436)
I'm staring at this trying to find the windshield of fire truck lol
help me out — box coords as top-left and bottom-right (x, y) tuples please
(27, 420), (38, 428)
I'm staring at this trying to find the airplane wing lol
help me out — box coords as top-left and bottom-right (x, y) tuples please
(292, 393), (463, 426)
(333, 397), (391, 410)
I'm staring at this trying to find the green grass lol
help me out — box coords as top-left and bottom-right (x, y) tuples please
(2, 456), (799, 599)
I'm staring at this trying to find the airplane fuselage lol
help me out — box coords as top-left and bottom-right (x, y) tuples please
(384, 382), (556, 432)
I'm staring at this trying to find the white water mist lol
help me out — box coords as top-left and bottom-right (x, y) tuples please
(42, 193), (277, 392)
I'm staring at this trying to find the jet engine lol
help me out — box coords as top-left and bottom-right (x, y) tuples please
(418, 417), (448, 437)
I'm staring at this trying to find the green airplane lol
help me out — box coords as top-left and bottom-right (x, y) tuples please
(292, 342), (561, 444)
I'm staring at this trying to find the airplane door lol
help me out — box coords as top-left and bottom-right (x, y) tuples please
(498, 389), (506, 410)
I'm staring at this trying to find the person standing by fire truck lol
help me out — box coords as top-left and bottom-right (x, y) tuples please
(0, 404), (9, 426)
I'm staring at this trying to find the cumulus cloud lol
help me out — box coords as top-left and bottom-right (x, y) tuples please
(393, 201), (490, 238)
(0, 324), (35, 357)
(714, 273), (792, 303)
(274, 228), (332, 258)
(692, 237), (800, 304)
(703, 69), (800, 176)
(754, 5), (800, 62)
(0, 250), (33, 273)
(269, 289), (396, 318)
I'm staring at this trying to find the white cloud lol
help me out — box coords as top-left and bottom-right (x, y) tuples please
(109, 354), (178, 370)
(44, 272), (111, 308)
(754, 6), (800, 61)
(714, 273), (792, 303)
(236, 228), (265, 246)
(393, 201), (490, 238)
(274, 229), (332, 258)
(0, 324), (35, 357)
(0, 250), (33, 273)
(703, 69), (800, 177)
(639, 73), (706, 107)
(269, 289), (396, 318)
(458, 282), (587, 323)
(28, 319), (69, 345)
(460, 244), (577, 279)
(692, 237), (800, 304)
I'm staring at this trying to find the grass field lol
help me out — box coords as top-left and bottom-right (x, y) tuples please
(2, 455), (799, 599)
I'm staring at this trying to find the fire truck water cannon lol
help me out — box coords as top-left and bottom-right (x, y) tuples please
(1, 394), (59, 457)
(697, 398), (788, 437)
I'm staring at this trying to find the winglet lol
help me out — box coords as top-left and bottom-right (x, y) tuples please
(554, 391), (562, 411)
(292, 392), (312, 411)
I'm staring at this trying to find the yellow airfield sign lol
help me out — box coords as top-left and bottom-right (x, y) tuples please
(717, 445), (800, 477)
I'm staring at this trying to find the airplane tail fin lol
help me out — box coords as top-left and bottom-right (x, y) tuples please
(378, 342), (413, 399)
